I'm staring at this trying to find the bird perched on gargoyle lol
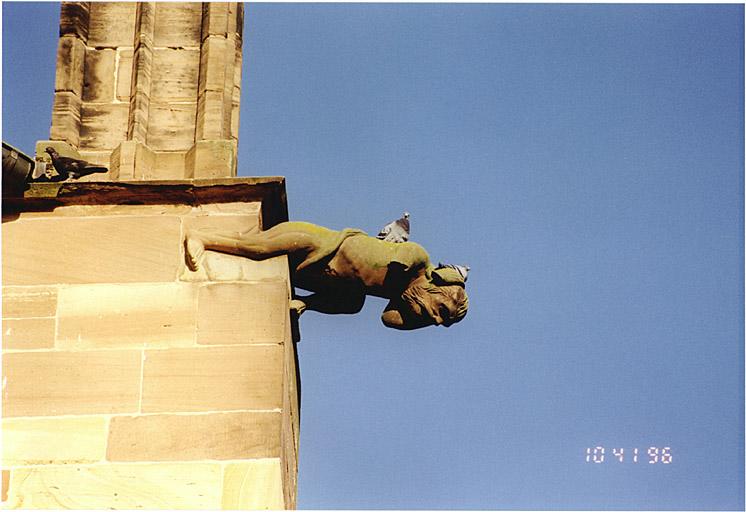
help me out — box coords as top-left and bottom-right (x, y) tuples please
(43, 147), (108, 181)
(377, 211), (410, 243)
(437, 263), (470, 282)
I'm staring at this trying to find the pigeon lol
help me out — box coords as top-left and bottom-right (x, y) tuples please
(437, 263), (470, 282)
(377, 211), (410, 243)
(44, 147), (108, 181)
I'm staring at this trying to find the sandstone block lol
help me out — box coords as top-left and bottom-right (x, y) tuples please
(151, 48), (200, 102)
(77, 150), (111, 168)
(141, 345), (284, 413)
(127, 43), (153, 144)
(2, 350), (141, 417)
(107, 411), (281, 462)
(184, 212), (259, 234)
(196, 90), (229, 140)
(179, 252), (290, 283)
(146, 103), (197, 151)
(50, 92), (81, 148)
(134, 2), (156, 49)
(186, 139), (236, 178)
(2, 216), (182, 285)
(138, 149), (184, 179)
(88, 2), (137, 47)
(153, 3), (202, 47)
(115, 48), (134, 101)
(129, 43), (153, 100)
(197, 281), (288, 345)
(198, 36), (230, 95)
(110, 140), (157, 180)
(5, 203), (192, 220)
(2, 416), (108, 465)
(2, 287), (57, 318)
(2, 318), (55, 350)
(80, 103), (129, 150)
(4, 463), (222, 509)
(82, 48), (116, 102)
(201, 3), (241, 39)
(108, 139), (136, 180)
(222, 460), (285, 510)
(193, 201), (261, 215)
(2, 470), (8, 503)
(54, 36), (85, 96)
(59, 2), (89, 40)
(57, 283), (197, 350)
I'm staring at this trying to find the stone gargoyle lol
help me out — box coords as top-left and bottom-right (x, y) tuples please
(185, 221), (468, 330)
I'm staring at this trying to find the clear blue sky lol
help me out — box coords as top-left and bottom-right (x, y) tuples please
(3, 3), (744, 510)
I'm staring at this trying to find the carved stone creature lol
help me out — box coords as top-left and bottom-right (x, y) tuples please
(44, 147), (108, 181)
(377, 211), (410, 243)
(185, 221), (468, 330)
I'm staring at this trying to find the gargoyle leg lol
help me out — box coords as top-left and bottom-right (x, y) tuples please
(185, 226), (317, 271)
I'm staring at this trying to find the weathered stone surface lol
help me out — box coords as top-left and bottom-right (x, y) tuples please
(107, 411), (281, 462)
(2, 470), (8, 503)
(2, 318), (55, 350)
(153, 3), (202, 47)
(76, 150), (111, 168)
(57, 283), (197, 349)
(2, 350), (141, 417)
(127, 40), (153, 144)
(87, 2), (137, 48)
(115, 48), (134, 102)
(281, 319), (300, 510)
(180, 252), (291, 284)
(5, 203), (193, 220)
(133, 1), (156, 49)
(196, 90), (229, 140)
(146, 103), (197, 151)
(50, 92), (81, 148)
(193, 201), (261, 215)
(201, 3), (240, 39)
(79, 103), (129, 150)
(2, 416), (108, 465)
(54, 37), (85, 96)
(141, 345), (284, 413)
(151, 48), (200, 102)
(197, 281), (288, 345)
(108, 139), (135, 180)
(4, 463), (222, 510)
(4, 179), (288, 226)
(110, 140), (157, 180)
(184, 212), (259, 234)
(223, 460), (285, 510)
(186, 139), (236, 178)
(2, 215), (182, 285)
(2, 287), (57, 318)
(59, 2), (89, 40)
(139, 150), (184, 179)
(82, 48), (116, 102)
(198, 36), (230, 95)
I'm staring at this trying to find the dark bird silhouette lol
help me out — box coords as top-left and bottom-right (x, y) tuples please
(44, 147), (108, 181)
(377, 211), (410, 243)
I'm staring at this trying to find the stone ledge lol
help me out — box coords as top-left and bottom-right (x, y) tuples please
(2, 177), (288, 229)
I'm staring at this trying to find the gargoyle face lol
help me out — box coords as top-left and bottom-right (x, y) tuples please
(385, 280), (468, 330)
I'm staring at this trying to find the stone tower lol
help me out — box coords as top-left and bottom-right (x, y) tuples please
(45, 2), (241, 180)
(2, 2), (300, 509)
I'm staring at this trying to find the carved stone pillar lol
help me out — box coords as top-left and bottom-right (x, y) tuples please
(42, 2), (243, 180)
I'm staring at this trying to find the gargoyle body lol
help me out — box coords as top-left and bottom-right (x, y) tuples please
(185, 221), (468, 330)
